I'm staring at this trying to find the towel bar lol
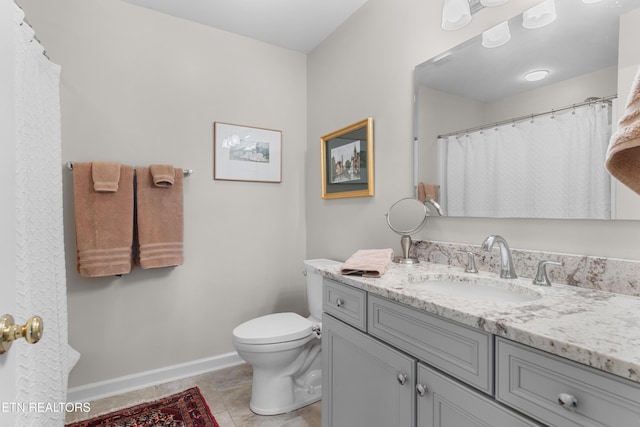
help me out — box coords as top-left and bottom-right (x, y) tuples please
(66, 162), (193, 177)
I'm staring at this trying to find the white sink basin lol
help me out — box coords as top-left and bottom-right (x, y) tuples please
(408, 273), (542, 304)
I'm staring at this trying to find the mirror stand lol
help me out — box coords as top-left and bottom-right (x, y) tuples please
(395, 235), (419, 264)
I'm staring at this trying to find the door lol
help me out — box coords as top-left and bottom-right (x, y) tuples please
(1, 0), (17, 424)
(322, 313), (416, 427)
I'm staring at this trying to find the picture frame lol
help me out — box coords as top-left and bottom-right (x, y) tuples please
(213, 122), (282, 183)
(320, 118), (374, 199)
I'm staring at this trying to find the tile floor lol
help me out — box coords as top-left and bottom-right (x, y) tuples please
(65, 363), (321, 427)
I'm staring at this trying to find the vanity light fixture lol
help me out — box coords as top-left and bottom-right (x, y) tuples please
(522, 0), (557, 29)
(441, 0), (472, 31)
(523, 69), (549, 82)
(482, 21), (511, 48)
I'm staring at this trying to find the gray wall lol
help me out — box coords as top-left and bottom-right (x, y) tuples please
(306, 0), (640, 262)
(18, 0), (308, 388)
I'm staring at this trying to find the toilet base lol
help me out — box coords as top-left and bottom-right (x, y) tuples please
(249, 368), (322, 416)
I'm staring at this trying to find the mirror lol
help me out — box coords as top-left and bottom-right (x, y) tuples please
(321, 118), (374, 199)
(386, 198), (439, 264)
(414, 0), (640, 220)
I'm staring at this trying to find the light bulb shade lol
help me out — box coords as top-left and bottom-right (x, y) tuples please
(442, 0), (472, 31)
(481, 0), (510, 6)
(523, 70), (549, 81)
(482, 21), (511, 48)
(523, 0), (557, 29)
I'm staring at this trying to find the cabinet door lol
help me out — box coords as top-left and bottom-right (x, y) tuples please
(417, 364), (541, 427)
(322, 313), (416, 427)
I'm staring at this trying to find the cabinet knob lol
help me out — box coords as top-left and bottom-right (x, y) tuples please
(557, 393), (577, 410)
(416, 383), (427, 397)
(336, 298), (344, 307)
(397, 373), (407, 385)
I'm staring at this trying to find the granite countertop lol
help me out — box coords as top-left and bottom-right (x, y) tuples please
(311, 260), (640, 385)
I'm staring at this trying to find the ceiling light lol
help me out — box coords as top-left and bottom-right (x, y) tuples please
(442, 0), (472, 31)
(523, 70), (549, 81)
(522, 0), (557, 29)
(481, 0), (510, 6)
(482, 21), (511, 48)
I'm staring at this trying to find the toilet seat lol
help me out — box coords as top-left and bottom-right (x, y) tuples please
(233, 312), (312, 345)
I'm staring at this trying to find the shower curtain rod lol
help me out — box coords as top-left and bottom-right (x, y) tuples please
(66, 162), (194, 177)
(437, 94), (617, 139)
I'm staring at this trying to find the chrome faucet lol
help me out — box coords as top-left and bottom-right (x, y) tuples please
(481, 235), (517, 279)
(532, 260), (562, 286)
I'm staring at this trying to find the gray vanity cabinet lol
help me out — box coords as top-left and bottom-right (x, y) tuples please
(322, 276), (640, 427)
(321, 313), (416, 427)
(321, 278), (537, 427)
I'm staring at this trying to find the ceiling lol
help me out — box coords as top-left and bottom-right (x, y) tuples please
(120, 0), (369, 53)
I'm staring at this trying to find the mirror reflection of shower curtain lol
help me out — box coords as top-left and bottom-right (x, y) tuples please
(441, 104), (612, 219)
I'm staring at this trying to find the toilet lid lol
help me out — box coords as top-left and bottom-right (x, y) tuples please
(233, 312), (312, 345)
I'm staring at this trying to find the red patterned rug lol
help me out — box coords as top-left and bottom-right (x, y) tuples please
(66, 387), (219, 427)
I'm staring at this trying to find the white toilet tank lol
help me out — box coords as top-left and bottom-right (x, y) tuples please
(304, 259), (341, 320)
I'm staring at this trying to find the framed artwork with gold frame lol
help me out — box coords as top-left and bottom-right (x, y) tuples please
(320, 118), (374, 199)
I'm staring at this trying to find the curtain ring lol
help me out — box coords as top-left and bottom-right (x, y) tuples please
(551, 109), (555, 119)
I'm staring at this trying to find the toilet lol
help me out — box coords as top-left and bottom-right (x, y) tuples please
(232, 259), (339, 415)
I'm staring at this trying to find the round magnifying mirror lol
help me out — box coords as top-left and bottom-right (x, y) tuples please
(386, 198), (429, 264)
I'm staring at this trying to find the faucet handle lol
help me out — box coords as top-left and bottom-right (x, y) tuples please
(533, 260), (562, 286)
(458, 250), (478, 273)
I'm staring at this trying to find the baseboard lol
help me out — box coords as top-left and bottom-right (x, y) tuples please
(67, 351), (244, 403)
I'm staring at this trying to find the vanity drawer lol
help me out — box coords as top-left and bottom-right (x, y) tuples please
(368, 294), (493, 394)
(323, 279), (367, 331)
(496, 337), (640, 427)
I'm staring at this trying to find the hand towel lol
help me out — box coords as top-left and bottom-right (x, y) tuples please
(340, 248), (394, 278)
(73, 162), (134, 277)
(136, 166), (184, 269)
(418, 182), (440, 203)
(606, 66), (640, 195)
(91, 161), (121, 192)
(149, 164), (175, 187)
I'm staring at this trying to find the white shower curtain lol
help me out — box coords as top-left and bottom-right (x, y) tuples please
(14, 4), (79, 426)
(442, 103), (612, 219)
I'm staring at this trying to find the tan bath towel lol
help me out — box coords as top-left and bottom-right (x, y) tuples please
(136, 166), (184, 269)
(418, 182), (440, 203)
(606, 66), (640, 195)
(73, 162), (134, 277)
(340, 248), (394, 278)
(92, 161), (121, 192)
(149, 164), (175, 187)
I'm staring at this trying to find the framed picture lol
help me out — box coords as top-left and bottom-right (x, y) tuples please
(320, 118), (374, 199)
(213, 122), (282, 183)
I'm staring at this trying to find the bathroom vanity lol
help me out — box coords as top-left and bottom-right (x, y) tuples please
(318, 261), (640, 427)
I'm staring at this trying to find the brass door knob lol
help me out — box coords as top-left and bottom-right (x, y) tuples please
(0, 314), (44, 354)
